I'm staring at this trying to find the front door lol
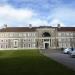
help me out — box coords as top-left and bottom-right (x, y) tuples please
(45, 43), (49, 49)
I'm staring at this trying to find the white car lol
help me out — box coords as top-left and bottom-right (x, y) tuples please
(70, 50), (75, 58)
(63, 48), (72, 54)
(68, 48), (75, 54)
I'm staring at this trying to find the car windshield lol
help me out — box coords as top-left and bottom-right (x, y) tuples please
(64, 48), (71, 50)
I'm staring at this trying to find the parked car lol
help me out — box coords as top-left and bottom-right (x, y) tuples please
(68, 48), (75, 54)
(63, 48), (72, 54)
(70, 50), (75, 58)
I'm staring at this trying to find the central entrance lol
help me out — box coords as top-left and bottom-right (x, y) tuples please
(45, 43), (49, 49)
(42, 32), (51, 49)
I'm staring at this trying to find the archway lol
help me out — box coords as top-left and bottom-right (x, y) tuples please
(42, 32), (51, 37)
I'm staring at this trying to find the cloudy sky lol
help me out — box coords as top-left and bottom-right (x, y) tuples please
(0, 0), (75, 27)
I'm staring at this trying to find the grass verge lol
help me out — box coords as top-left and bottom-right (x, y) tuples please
(0, 50), (75, 75)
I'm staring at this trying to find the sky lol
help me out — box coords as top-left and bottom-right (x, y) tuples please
(0, 0), (75, 27)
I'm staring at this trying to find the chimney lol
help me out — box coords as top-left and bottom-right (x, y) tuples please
(57, 24), (61, 28)
(29, 24), (32, 28)
(4, 24), (7, 28)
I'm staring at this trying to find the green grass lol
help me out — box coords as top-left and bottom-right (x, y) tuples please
(0, 50), (75, 75)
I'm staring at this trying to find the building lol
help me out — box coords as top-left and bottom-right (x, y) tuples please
(0, 24), (75, 50)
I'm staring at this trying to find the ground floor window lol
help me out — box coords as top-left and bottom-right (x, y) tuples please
(32, 44), (35, 47)
(28, 44), (31, 48)
(1, 45), (3, 48)
(24, 44), (26, 47)
(6, 45), (8, 48)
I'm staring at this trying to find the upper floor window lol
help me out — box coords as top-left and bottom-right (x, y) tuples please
(58, 39), (61, 42)
(19, 33), (22, 37)
(61, 32), (65, 36)
(1, 33), (4, 37)
(24, 33), (26, 37)
(32, 33), (35, 37)
(1, 40), (3, 42)
(28, 33), (32, 37)
(23, 39), (26, 42)
(66, 32), (69, 36)
(10, 33), (13, 37)
(70, 33), (73, 36)
(58, 33), (61, 36)
(28, 39), (31, 41)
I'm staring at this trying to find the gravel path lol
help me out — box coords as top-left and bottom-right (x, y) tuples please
(40, 49), (75, 71)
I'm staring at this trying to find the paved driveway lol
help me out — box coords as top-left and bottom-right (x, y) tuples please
(41, 49), (75, 71)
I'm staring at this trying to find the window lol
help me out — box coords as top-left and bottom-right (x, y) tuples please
(28, 33), (30, 37)
(10, 33), (13, 37)
(33, 39), (35, 42)
(29, 39), (31, 41)
(67, 39), (70, 42)
(33, 44), (35, 47)
(32, 33), (33, 36)
(6, 40), (7, 42)
(19, 33), (22, 37)
(1, 33), (4, 37)
(24, 44), (26, 47)
(15, 41), (17, 45)
(23, 39), (25, 42)
(61, 32), (65, 37)
(1, 40), (3, 42)
(28, 44), (31, 47)
(59, 43), (62, 47)
(6, 45), (8, 48)
(66, 33), (69, 36)
(70, 32), (73, 36)
(58, 33), (61, 36)
(28, 33), (31, 37)
(44, 39), (49, 41)
(33, 33), (35, 37)
(4, 34), (6, 37)
(1, 45), (3, 48)
(24, 33), (26, 37)
(58, 39), (61, 42)
(6, 33), (8, 36)
(63, 43), (66, 48)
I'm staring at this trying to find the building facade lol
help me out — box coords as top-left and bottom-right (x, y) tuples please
(0, 24), (75, 50)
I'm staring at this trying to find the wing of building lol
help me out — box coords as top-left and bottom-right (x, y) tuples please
(0, 24), (75, 50)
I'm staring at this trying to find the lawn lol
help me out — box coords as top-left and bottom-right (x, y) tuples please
(0, 50), (75, 75)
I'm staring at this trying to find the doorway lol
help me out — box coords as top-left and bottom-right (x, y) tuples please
(45, 43), (49, 49)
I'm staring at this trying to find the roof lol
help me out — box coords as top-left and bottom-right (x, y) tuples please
(0, 26), (56, 32)
(0, 27), (37, 32)
(57, 27), (75, 32)
(0, 26), (75, 32)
